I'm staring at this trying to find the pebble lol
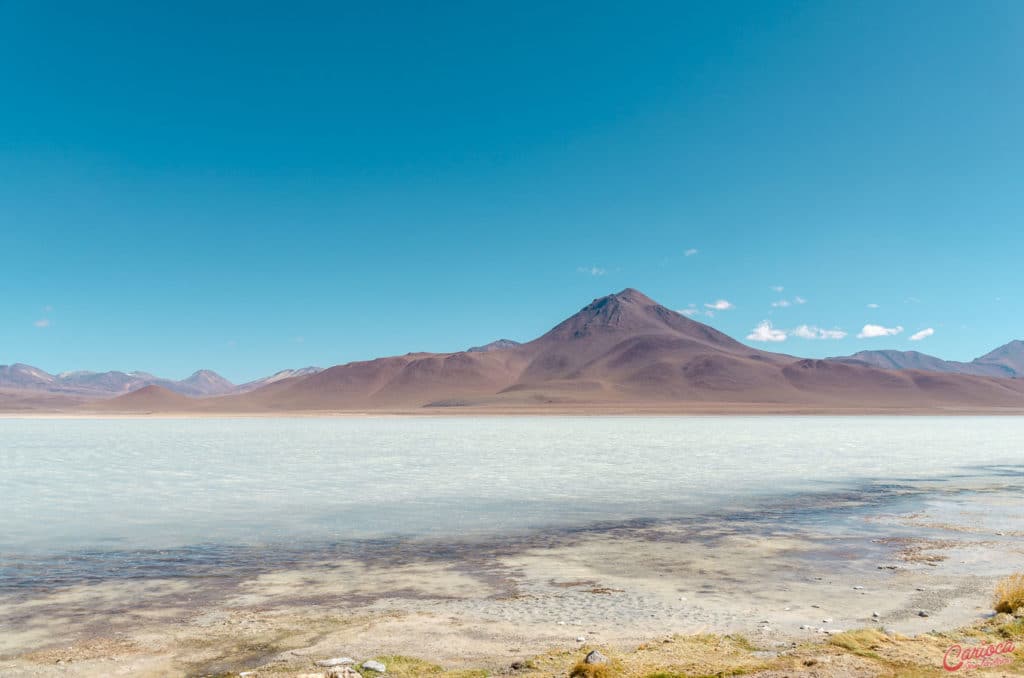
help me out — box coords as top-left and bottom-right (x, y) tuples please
(872, 612), (880, 618)
(584, 650), (609, 665)
(362, 660), (387, 673)
(853, 586), (864, 590)
(822, 618), (833, 623)
(576, 636), (586, 643)
(316, 658), (354, 667)
(918, 610), (930, 617)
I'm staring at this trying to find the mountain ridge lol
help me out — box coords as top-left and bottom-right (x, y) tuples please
(6, 289), (1024, 413)
(82, 289), (1024, 413)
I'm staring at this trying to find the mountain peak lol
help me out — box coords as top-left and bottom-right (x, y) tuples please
(530, 288), (744, 353)
(609, 287), (655, 303)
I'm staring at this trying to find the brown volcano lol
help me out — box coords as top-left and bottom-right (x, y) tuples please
(38, 289), (1024, 414)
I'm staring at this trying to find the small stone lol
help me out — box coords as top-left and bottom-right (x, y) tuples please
(799, 624), (813, 630)
(361, 660), (387, 673)
(576, 636), (586, 642)
(584, 650), (608, 665)
(316, 658), (354, 667)
(822, 618), (833, 623)
(918, 610), (929, 617)
(853, 586), (864, 590)
(872, 612), (880, 618)
(824, 628), (845, 635)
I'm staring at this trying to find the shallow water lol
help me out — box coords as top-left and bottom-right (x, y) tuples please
(1, 416), (1022, 587)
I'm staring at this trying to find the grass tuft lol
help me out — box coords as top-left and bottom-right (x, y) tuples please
(569, 659), (613, 678)
(827, 628), (888, 659)
(994, 572), (1024, 614)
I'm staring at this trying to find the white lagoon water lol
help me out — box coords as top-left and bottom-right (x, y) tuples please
(1, 416), (1022, 561)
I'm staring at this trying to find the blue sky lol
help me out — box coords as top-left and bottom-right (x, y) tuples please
(2, 1), (1022, 382)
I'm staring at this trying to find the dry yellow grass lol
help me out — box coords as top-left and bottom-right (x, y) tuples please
(994, 572), (1024, 614)
(569, 660), (613, 678)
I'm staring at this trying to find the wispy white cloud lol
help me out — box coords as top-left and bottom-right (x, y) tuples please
(909, 327), (935, 341)
(867, 303), (879, 309)
(704, 299), (734, 311)
(33, 318), (50, 328)
(770, 285), (784, 293)
(577, 265), (606, 276)
(857, 324), (904, 339)
(792, 325), (847, 340)
(684, 248), (698, 257)
(770, 295), (805, 308)
(746, 320), (787, 342)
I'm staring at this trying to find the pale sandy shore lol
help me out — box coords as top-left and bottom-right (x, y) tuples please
(2, 481), (1024, 677)
(7, 401), (1024, 418)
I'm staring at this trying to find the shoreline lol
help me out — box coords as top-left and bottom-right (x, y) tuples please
(3, 479), (1023, 676)
(7, 404), (1024, 418)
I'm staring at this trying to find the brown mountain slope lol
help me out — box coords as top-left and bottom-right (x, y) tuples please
(974, 340), (1024, 378)
(69, 288), (1024, 413)
(91, 385), (200, 412)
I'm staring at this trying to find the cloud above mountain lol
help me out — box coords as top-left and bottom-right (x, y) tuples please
(858, 324), (904, 339)
(792, 325), (847, 340)
(910, 328), (935, 341)
(746, 320), (787, 342)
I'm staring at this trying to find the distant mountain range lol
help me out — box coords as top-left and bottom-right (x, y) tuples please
(5, 289), (1024, 413)
(826, 340), (1024, 379)
(0, 364), (324, 398)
